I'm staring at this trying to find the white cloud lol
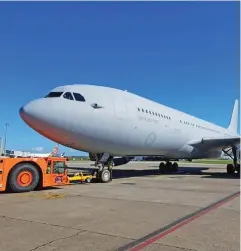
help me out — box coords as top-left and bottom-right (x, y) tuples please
(32, 146), (44, 152)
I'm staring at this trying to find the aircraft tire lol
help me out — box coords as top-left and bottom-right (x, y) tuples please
(100, 169), (111, 183)
(235, 164), (240, 175)
(159, 162), (166, 174)
(172, 162), (178, 172)
(227, 164), (235, 174)
(166, 162), (173, 173)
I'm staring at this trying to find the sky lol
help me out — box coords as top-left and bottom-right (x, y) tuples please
(0, 1), (240, 156)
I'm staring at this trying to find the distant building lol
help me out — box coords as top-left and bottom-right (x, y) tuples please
(5, 149), (51, 158)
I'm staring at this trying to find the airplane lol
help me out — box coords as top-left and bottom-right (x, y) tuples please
(19, 84), (240, 183)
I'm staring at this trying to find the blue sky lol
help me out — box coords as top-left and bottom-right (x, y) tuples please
(0, 1), (239, 156)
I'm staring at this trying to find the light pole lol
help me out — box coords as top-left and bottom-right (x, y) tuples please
(3, 123), (9, 156)
(0, 137), (2, 156)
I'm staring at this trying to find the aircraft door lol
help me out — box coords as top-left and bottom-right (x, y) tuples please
(114, 96), (128, 119)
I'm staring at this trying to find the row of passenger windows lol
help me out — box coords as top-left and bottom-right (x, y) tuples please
(137, 107), (219, 133)
(45, 92), (86, 102)
(180, 120), (194, 126)
(180, 120), (219, 132)
(137, 108), (171, 120)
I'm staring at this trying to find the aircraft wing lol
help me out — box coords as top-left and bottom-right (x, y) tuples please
(188, 136), (240, 150)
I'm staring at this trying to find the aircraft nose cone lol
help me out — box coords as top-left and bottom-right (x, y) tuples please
(19, 98), (70, 144)
(19, 103), (33, 123)
(19, 100), (45, 127)
(19, 98), (62, 134)
(19, 105), (26, 118)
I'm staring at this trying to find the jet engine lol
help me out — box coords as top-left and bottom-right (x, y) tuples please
(112, 157), (132, 166)
(89, 152), (97, 161)
(88, 153), (132, 167)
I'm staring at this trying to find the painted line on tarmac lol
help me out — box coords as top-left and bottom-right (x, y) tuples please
(118, 191), (240, 251)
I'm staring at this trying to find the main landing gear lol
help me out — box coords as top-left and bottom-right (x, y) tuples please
(223, 146), (240, 175)
(93, 153), (113, 183)
(159, 161), (179, 174)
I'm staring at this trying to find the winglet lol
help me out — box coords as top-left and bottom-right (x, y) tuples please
(227, 99), (239, 134)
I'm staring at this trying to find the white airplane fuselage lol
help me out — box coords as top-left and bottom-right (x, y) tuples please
(19, 85), (239, 160)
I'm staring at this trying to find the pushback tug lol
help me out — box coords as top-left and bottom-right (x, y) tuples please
(0, 156), (94, 193)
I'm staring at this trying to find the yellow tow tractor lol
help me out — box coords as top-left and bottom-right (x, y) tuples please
(67, 171), (95, 184)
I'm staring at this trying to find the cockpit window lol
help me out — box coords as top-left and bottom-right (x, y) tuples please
(73, 93), (85, 102)
(63, 92), (74, 100)
(45, 92), (63, 98)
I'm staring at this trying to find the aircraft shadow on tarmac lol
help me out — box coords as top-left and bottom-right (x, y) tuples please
(67, 166), (240, 180)
(1, 166), (238, 194)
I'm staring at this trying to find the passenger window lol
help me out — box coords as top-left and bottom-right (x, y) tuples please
(73, 93), (85, 102)
(63, 92), (74, 100)
(45, 92), (63, 98)
(142, 109), (144, 112)
(138, 108), (140, 111)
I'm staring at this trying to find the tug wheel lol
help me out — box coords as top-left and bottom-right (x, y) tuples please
(8, 163), (39, 193)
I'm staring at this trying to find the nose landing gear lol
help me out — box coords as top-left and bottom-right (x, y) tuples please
(93, 153), (113, 183)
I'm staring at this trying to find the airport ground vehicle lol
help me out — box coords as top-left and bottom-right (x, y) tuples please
(0, 157), (70, 193)
(67, 172), (94, 183)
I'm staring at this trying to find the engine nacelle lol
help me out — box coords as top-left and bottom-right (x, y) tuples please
(89, 152), (97, 161)
(88, 153), (133, 167)
(112, 157), (132, 167)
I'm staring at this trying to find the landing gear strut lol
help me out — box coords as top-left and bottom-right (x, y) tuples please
(93, 153), (113, 183)
(223, 146), (240, 175)
(159, 161), (179, 174)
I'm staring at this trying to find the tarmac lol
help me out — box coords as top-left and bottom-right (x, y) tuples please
(0, 161), (240, 251)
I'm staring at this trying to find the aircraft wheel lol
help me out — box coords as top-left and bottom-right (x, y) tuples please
(166, 162), (173, 173)
(100, 169), (111, 183)
(227, 164), (235, 174)
(235, 164), (240, 175)
(159, 162), (166, 173)
(172, 162), (178, 172)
